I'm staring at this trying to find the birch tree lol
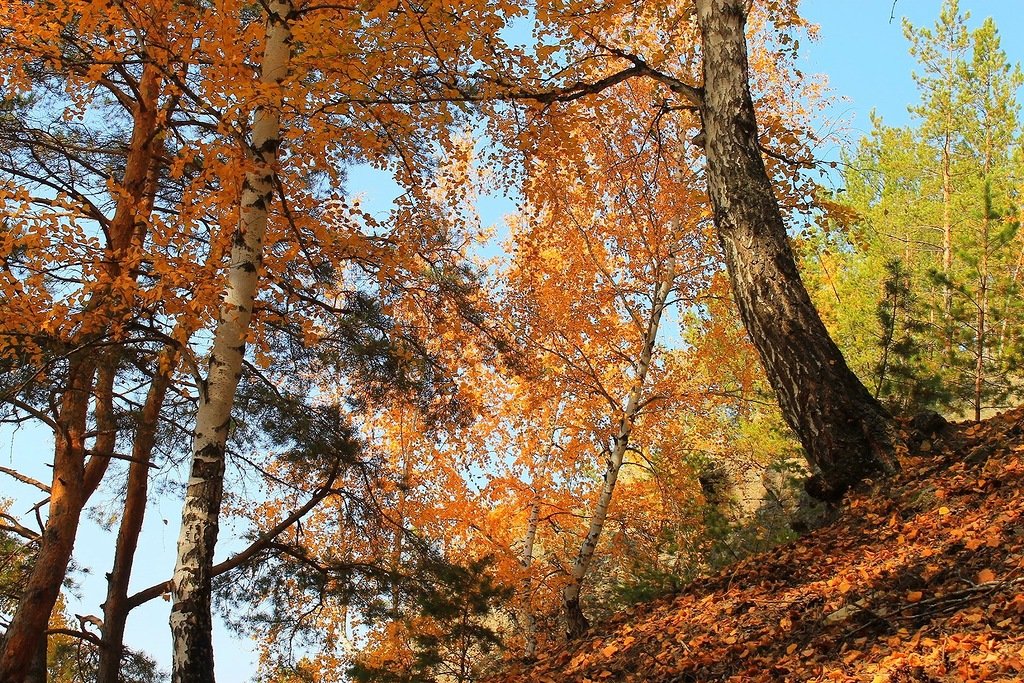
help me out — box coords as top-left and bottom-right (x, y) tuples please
(472, 0), (897, 499)
(169, 1), (293, 679)
(488, 76), (716, 637)
(561, 255), (676, 638)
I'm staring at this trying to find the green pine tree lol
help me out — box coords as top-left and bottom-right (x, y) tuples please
(804, 1), (1024, 417)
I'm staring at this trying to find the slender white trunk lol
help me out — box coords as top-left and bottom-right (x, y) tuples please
(170, 3), (292, 681)
(520, 500), (541, 657)
(391, 451), (412, 612)
(562, 256), (675, 638)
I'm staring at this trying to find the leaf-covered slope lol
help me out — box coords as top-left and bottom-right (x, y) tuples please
(499, 409), (1024, 682)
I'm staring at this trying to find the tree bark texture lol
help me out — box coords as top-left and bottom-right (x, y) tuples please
(24, 638), (46, 683)
(695, 0), (899, 500)
(0, 357), (92, 682)
(169, 4), (292, 681)
(562, 257), (675, 639)
(520, 501), (541, 658)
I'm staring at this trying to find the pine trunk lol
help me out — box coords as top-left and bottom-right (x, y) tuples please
(974, 135), (994, 423)
(169, 4), (292, 681)
(975, 203), (989, 423)
(96, 350), (179, 683)
(25, 639), (47, 683)
(942, 129), (954, 349)
(0, 357), (92, 682)
(0, 57), (164, 680)
(695, 0), (899, 500)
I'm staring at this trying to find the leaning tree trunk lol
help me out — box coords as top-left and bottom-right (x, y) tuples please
(562, 256), (675, 639)
(695, 0), (899, 500)
(169, 3), (292, 681)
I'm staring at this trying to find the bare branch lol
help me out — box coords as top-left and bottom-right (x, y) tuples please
(0, 513), (41, 542)
(45, 627), (102, 647)
(127, 468), (341, 609)
(0, 466), (51, 493)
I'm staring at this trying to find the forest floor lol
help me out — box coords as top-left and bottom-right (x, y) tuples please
(499, 408), (1024, 682)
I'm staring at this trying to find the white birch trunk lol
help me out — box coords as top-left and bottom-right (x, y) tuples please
(520, 500), (541, 657)
(169, 3), (292, 681)
(562, 256), (675, 638)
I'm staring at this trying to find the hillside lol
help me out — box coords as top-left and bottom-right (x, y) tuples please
(499, 409), (1024, 682)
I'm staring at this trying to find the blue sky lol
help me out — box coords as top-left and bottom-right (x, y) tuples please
(2, 2), (1021, 681)
(802, 0), (1024, 146)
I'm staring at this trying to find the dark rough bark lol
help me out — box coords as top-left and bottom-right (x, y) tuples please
(24, 635), (47, 683)
(563, 596), (590, 640)
(695, 0), (899, 499)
